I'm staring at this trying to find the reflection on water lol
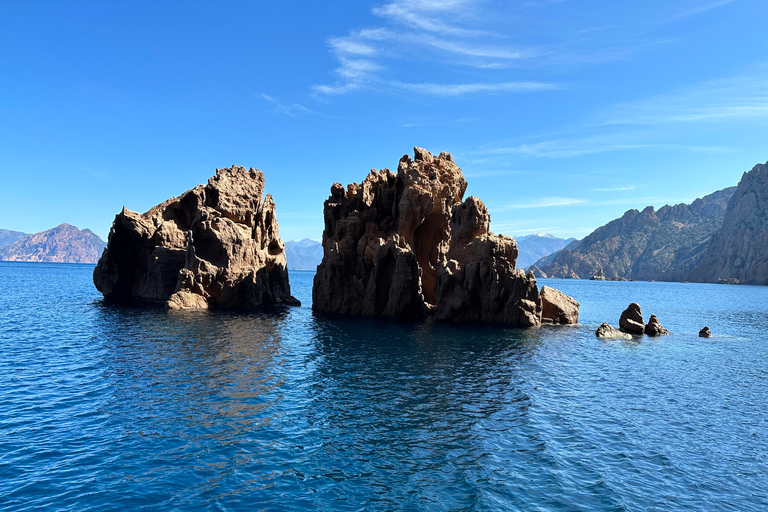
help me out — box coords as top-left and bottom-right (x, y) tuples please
(1, 265), (768, 511)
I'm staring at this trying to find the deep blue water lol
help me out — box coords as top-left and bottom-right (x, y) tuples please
(1, 262), (767, 511)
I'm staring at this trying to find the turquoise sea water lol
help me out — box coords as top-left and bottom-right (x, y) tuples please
(1, 261), (767, 511)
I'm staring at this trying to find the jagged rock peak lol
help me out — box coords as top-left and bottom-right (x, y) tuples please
(94, 165), (299, 309)
(690, 161), (768, 285)
(312, 147), (543, 326)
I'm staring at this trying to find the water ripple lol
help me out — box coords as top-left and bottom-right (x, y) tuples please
(1, 265), (767, 510)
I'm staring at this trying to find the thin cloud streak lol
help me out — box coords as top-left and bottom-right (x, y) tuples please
(601, 67), (768, 126)
(392, 81), (559, 95)
(499, 197), (587, 210)
(594, 185), (635, 191)
(484, 138), (732, 158)
(667, 0), (738, 21)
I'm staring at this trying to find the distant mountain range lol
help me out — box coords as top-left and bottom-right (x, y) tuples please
(284, 239), (323, 270)
(515, 233), (577, 268)
(0, 224), (106, 264)
(532, 159), (768, 284)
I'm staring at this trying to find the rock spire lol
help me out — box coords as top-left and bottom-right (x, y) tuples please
(312, 148), (556, 326)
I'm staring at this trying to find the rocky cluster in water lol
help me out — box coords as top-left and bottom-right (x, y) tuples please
(595, 302), (670, 338)
(93, 166), (299, 309)
(312, 148), (578, 326)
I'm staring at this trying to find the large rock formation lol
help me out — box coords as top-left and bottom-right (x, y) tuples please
(94, 166), (299, 309)
(312, 148), (543, 326)
(534, 187), (736, 281)
(690, 162), (768, 285)
(0, 224), (106, 263)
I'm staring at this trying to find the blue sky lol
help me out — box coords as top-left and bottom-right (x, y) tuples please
(1, 0), (767, 241)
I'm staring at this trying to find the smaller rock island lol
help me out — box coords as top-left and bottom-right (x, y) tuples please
(94, 166), (299, 309)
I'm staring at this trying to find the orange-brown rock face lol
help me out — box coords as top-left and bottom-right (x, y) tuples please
(312, 148), (542, 326)
(93, 166), (299, 309)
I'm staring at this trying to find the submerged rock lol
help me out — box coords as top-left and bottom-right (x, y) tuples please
(595, 322), (632, 339)
(619, 303), (645, 334)
(540, 285), (579, 324)
(94, 166), (299, 309)
(699, 326), (713, 338)
(644, 314), (669, 336)
(312, 148), (542, 326)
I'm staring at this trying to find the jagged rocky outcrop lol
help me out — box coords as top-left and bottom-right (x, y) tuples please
(540, 285), (579, 324)
(0, 224), (106, 263)
(690, 162), (768, 285)
(312, 148), (546, 326)
(535, 187), (736, 281)
(94, 166), (299, 309)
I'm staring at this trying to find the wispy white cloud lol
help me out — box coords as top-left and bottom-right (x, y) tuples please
(484, 136), (732, 158)
(601, 67), (768, 125)
(392, 80), (559, 96)
(261, 93), (318, 116)
(667, 0), (738, 21)
(499, 197), (588, 210)
(594, 185), (635, 191)
(313, 0), (551, 96)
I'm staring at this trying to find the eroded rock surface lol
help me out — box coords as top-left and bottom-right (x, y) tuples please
(644, 314), (669, 336)
(94, 166), (299, 309)
(691, 162), (768, 285)
(312, 148), (544, 326)
(619, 303), (645, 334)
(540, 285), (579, 324)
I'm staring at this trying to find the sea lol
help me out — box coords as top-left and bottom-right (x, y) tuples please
(1, 261), (767, 511)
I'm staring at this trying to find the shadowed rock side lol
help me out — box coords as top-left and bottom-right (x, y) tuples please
(312, 148), (544, 326)
(94, 166), (299, 309)
(690, 161), (768, 285)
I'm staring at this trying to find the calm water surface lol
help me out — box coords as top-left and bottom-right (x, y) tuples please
(1, 262), (767, 511)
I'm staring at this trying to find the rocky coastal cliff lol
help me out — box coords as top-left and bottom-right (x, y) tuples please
(312, 148), (565, 326)
(690, 161), (768, 285)
(94, 166), (298, 309)
(535, 187), (735, 281)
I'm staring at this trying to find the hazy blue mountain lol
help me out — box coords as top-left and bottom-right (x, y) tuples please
(0, 229), (29, 247)
(514, 234), (577, 268)
(284, 239), (323, 271)
(0, 224), (106, 264)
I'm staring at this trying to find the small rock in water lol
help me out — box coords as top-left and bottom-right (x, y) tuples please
(595, 322), (632, 339)
(619, 303), (645, 334)
(540, 286), (579, 324)
(699, 326), (713, 338)
(644, 314), (669, 336)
